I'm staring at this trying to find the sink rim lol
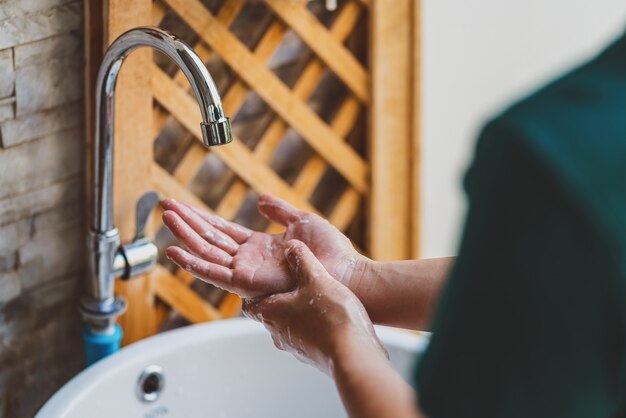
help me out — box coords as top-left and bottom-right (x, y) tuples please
(38, 318), (428, 417)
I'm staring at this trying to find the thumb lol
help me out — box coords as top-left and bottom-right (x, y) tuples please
(257, 194), (304, 226)
(242, 293), (283, 322)
(284, 240), (329, 286)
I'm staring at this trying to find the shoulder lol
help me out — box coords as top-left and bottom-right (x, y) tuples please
(499, 33), (626, 138)
(467, 34), (626, 278)
(478, 33), (626, 155)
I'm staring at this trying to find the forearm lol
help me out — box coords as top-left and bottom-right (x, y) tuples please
(353, 257), (454, 330)
(331, 330), (424, 418)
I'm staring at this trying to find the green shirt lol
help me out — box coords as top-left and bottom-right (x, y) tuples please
(416, 33), (626, 418)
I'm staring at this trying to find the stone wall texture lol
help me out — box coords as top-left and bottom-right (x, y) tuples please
(0, 0), (85, 416)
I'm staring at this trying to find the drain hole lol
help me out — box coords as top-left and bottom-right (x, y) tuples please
(143, 373), (161, 395)
(137, 365), (165, 402)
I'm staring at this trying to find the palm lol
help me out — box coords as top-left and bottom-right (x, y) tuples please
(232, 216), (358, 296)
(162, 195), (364, 298)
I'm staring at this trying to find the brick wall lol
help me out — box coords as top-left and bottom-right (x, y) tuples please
(0, 1), (85, 416)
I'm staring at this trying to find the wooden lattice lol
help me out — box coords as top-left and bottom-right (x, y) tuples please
(144, 0), (371, 332)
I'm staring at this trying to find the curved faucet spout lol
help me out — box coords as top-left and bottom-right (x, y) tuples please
(84, 27), (233, 327)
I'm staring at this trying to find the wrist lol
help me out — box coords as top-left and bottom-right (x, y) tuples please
(347, 256), (378, 297)
(328, 325), (388, 377)
(346, 258), (383, 313)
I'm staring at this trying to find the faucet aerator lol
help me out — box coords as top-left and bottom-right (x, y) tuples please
(201, 118), (233, 147)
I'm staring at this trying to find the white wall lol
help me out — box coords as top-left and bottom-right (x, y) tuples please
(420, 0), (626, 258)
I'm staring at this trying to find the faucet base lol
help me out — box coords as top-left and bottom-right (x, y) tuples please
(80, 296), (127, 331)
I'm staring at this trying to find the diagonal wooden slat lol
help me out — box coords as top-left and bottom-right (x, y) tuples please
(153, 0), (247, 87)
(264, 0), (368, 103)
(172, 0), (246, 88)
(152, 163), (211, 211)
(171, 142), (206, 185)
(152, 67), (320, 213)
(175, 269), (195, 285)
(163, 0), (369, 193)
(219, 293), (242, 318)
(153, 105), (168, 138)
(330, 187), (361, 230)
(293, 96), (361, 197)
(152, 0), (167, 25)
(153, 265), (222, 323)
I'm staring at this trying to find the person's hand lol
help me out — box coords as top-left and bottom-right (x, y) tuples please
(161, 194), (372, 298)
(243, 240), (387, 375)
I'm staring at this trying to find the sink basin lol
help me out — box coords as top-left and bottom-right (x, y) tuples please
(37, 318), (428, 418)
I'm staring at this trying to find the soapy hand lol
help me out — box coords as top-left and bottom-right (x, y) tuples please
(161, 194), (370, 298)
(243, 240), (387, 375)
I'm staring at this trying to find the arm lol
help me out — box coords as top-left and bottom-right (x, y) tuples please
(332, 329), (425, 418)
(354, 258), (454, 330)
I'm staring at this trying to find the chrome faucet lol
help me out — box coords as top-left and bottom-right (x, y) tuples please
(80, 27), (233, 342)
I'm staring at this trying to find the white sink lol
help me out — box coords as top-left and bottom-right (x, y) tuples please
(38, 318), (428, 418)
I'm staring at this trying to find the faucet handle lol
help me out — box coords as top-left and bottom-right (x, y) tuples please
(117, 191), (160, 280)
(134, 191), (160, 241)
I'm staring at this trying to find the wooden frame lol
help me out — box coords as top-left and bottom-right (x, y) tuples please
(85, 0), (421, 344)
(370, 0), (412, 260)
(412, 0), (421, 259)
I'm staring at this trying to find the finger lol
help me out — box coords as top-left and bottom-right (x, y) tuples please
(184, 203), (253, 244)
(257, 194), (306, 227)
(284, 240), (330, 286)
(166, 246), (234, 290)
(161, 199), (239, 255)
(163, 210), (233, 266)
